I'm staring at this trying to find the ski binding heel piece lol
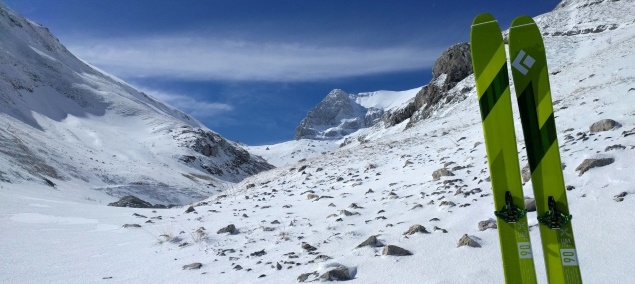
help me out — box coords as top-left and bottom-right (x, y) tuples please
(494, 191), (527, 223)
(537, 196), (572, 230)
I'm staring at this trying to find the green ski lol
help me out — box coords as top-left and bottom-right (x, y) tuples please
(508, 16), (583, 284)
(470, 13), (537, 284)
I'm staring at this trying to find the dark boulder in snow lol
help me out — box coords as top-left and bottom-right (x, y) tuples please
(217, 224), (239, 235)
(525, 198), (537, 212)
(404, 224), (430, 235)
(432, 168), (455, 181)
(182, 262), (202, 270)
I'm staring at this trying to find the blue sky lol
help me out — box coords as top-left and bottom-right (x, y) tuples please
(5, 0), (559, 145)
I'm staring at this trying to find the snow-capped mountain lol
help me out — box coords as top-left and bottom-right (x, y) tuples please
(0, 3), (273, 205)
(2, 0), (635, 283)
(293, 88), (422, 140)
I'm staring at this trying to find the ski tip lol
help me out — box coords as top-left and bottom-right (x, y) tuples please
(472, 13), (497, 27)
(510, 15), (536, 29)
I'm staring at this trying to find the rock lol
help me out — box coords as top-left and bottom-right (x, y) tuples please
(575, 157), (615, 176)
(457, 234), (481, 248)
(382, 245), (413, 256)
(605, 144), (626, 151)
(432, 168), (455, 180)
(184, 206), (196, 213)
(614, 192), (628, 202)
(307, 193), (320, 200)
(433, 226), (448, 233)
(340, 210), (358, 216)
(276, 262), (282, 270)
(403, 224), (430, 235)
(250, 249), (266, 257)
(108, 195), (154, 208)
(297, 272), (319, 282)
(217, 224), (239, 235)
(407, 43), (473, 127)
(122, 224), (141, 228)
(320, 267), (352, 281)
(590, 119), (621, 133)
(301, 242), (318, 252)
(525, 198), (536, 212)
(521, 164), (531, 183)
(478, 219), (497, 231)
(566, 185), (575, 191)
(356, 235), (383, 248)
(439, 201), (456, 207)
(182, 262), (203, 270)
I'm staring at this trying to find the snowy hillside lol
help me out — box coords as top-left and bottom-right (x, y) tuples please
(2, 0), (635, 283)
(0, 3), (273, 205)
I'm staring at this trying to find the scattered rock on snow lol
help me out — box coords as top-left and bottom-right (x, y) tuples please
(521, 164), (531, 183)
(184, 206), (196, 213)
(590, 119), (621, 133)
(614, 192), (628, 202)
(525, 198), (536, 212)
(434, 226), (448, 233)
(320, 266), (353, 281)
(302, 242), (318, 252)
(403, 224), (430, 235)
(122, 224), (141, 228)
(478, 219), (497, 231)
(182, 262), (203, 270)
(307, 193), (320, 200)
(297, 272), (319, 282)
(432, 168), (455, 181)
(382, 245), (413, 256)
(108, 195), (154, 208)
(356, 235), (383, 248)
(457, 234), (481, 248)
(217, 224), (239, 235)
(605, 144), (626, 151)
(575, 157), (615, 176)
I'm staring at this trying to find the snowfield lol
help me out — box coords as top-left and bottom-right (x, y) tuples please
(2, 0), (635, 283)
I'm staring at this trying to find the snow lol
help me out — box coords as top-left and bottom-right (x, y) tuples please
(2, 0), (635, 283)
(353, 87), (420, 111)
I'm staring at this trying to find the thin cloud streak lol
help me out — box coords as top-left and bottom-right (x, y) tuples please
(139, 87), (233, 119)
(69, 37), (442, 82)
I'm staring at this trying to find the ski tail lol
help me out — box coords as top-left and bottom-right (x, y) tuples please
(508, 15), (583, 284)
(470, 13), (537, 284)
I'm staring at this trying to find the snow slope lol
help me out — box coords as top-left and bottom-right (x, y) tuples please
(2, 0), (635, 283)
(0, 3), (272, 205)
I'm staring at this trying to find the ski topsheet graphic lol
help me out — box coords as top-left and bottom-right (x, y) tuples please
(508, 15), (582, 284)
(470, 13), (537, 284)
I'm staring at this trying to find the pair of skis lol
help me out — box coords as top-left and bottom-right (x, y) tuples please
(470, 14), (582, 283)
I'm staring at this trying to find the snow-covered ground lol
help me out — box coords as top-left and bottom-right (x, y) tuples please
(2, 0), (635, 283)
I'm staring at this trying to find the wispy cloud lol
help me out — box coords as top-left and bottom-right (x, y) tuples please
(68, 36), (442, 82)
(138, 87), (233, 120)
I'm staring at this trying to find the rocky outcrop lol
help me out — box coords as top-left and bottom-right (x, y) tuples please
(174, 126), (274, 182)
(294, 89), (371, 140)
(108, 195), (154, 208)
(407, 43), (473, 128)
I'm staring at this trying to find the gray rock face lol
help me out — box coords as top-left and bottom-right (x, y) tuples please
(383, 245), (413, 256)
(575, 157), (615, 176)
(175, 127), (274, 182)
(108, 195), (154, 208)
(294, 89), (377, 140)
(408, 43), (473, 127)
(590, 119), (621, 133)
